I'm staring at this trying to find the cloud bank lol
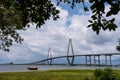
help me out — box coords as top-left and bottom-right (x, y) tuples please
(0, 6), (120, 64)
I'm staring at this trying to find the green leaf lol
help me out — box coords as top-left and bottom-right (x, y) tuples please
(110, 18), (115, 23)
(91, 15), (97, 20)
(90, 2), (97, 10)
(88, 20), (93, 23)
(106, 11), (112, 17)
(96, 29), (99, 35)
(92, 9), (96, 13)
(116, 45), (120, 51)
(87, 24), (92, 28)
(84, 6), (89, 11)
(89, 0), (94, 3)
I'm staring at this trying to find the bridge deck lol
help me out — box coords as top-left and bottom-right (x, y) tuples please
(30, 53), (120, 64)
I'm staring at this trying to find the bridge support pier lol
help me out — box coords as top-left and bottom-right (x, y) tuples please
(47, 48), (53, 65)
(67, 39), (75, 65)
(85, 55), (92, 66)
(47, 58), (52, 65)
(94, 55), (100, 66)
(105, 55), (107, 66)
(110, 55), (112, 66)
(105, 55), (112, 66)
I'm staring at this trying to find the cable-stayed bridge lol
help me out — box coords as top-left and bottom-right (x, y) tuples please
(29, 39), (120, 66)
(29, 53), (120, 66)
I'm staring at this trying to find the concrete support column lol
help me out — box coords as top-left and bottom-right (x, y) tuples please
(94, 55), (96, 66)
(94, 55), (101, 66)
(85, 56), (92, 66)
(47, 48), (52, 65)
(67, 39), (75, 65)
(105, 55), (107, 66)
(89, 56), (91, 65)
(109, 55), (112, 66)
(98, 56), (100, 66)
(85, 56), (87, 65)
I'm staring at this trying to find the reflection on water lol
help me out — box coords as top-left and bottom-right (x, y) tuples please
(0, 64), (120, 72)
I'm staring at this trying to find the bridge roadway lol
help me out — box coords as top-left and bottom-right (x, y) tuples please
(30, 53), (120, 66)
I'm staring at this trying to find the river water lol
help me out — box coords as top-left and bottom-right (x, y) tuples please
(0, 64), (120, 72)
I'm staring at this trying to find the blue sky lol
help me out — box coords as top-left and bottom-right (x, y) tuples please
(0, 1), (120, 64)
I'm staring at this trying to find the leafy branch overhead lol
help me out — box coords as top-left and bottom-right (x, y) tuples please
(88, 0), (120, 34)
(0, 0), (59, 51)
(0, 0), (120, 51)
(58, 0), (120, 34)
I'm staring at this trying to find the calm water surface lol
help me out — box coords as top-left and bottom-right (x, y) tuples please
(0, 64), (120, 72)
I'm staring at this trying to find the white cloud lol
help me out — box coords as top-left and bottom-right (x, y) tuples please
(0, 5), (120, 64)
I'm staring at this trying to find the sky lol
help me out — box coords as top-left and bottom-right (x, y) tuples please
(0, 1), (120, 64)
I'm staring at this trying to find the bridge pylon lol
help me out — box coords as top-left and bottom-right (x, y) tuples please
(67, 39), (75, 65)
(47, 48), (52, 65)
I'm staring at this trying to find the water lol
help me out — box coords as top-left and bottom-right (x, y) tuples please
(0, 64), (120, 72)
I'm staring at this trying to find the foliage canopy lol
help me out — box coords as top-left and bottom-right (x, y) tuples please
(58, 0), (120, 34)
(94, 68), (117, 80)
(0, 0), (120, 51)
(0, 0), (59, 51)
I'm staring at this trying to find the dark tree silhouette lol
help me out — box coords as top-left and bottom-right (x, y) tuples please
(116, 38), (120, 51)
(0, 0), (59, 51)
(0, 0), (120, 51)
(58, 0), (120, 34)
